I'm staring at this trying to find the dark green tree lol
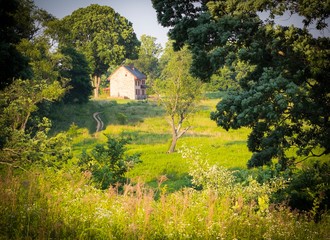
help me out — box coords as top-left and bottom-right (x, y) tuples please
(152, 0), (330, 168)
(58, 4), (140, 98)
(0, 0), (31, 88)
(59, 47), (93, 103)
(0, 1), (73, 168)
(0, 0), (58, 89)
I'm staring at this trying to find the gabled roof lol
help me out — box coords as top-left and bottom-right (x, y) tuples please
(123, 65), (146, 79)
(108, 65), (146, 80)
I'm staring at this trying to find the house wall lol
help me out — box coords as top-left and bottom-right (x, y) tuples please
(135, 79), (147, 100)
(110, 67), (136, 99)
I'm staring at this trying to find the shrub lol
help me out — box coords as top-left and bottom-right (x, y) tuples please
(180, 146), (288, 213)
(116, 112), (128, 125)
(0, 118), (72, 169)
(78, 135), (141, 189)
(283, 161), (330, 221)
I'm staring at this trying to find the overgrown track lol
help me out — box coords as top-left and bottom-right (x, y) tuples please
(93, 112), (104, 132)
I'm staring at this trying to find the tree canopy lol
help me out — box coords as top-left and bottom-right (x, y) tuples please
(152, 0), (330, 168)
(0, 0), (74, 168)
(58, 4), (140, 98)
(0, 0), (32, 88)
(128, 34), (163, 82)
(59, 47), (92, 103)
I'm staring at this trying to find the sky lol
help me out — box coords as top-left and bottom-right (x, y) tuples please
(33, 0), (170, 48)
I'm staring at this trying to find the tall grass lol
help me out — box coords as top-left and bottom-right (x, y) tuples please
(1, 166), (329, 239)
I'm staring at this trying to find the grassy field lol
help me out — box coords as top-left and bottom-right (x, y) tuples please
(2, 93), (329, 239)
(48, 93), (252, 191)
(48, 92), (329, 192)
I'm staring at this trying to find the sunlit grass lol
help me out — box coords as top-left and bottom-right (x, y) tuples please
(1, 92), (329, 239)
(1, 166), (328, 239)
(47, 94), (253, 190)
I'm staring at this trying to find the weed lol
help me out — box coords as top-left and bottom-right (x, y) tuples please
(1, 164), (328, 239)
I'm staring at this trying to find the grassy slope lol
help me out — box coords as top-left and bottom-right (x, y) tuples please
(49, 94), (252, 191)
(49, 93), (328, 191)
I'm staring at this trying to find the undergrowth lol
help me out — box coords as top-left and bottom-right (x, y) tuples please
(1, 159), (329, 239)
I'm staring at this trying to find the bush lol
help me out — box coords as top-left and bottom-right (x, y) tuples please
(78, 135), (141, 189)
(0, 118), (72, 169)
(116, 112), (128, 125)
(282, 161), (330, 221)
(181, 146), (288, 214)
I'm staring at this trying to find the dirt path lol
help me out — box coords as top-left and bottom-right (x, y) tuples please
(93, 112), (104, 132)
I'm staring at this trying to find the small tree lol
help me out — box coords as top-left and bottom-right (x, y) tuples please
(154, 46), (202, 153)
(0, 79), (69, 168)
(78, 135), (141, 190)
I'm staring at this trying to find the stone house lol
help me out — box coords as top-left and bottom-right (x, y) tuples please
(108, 65), (147, 100)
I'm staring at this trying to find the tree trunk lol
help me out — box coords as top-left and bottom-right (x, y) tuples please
(167, 117), (178, 153)
(20, 112), (31, 131)
(167, 116), (191, 153)
(93, 75), (101, 98)
(168, 136), (178, 153)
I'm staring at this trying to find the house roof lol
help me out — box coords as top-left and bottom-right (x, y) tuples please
(123, 65), (146, 79)
(108, 65), (147, 81)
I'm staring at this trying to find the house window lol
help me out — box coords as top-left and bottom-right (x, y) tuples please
(135, 80), (139, 86)
(136, 89), (140, 95)
(142, 80), (145, 85)
(141, 90), (145, 95)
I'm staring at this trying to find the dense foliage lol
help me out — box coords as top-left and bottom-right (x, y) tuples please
(59, 47), (93, 103)
(0, 0), (54, 89)
(0, 0), (329, 238)
(0, 78), (71, 168)
(128, 34), (162, 81)
(0, 0), (75, 168)
(57, 4), (140, 98)
(152, 0), (330, 168)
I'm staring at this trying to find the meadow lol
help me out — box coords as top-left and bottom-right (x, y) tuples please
(49, 93), (252, 191)
(1, 93), (329, 239)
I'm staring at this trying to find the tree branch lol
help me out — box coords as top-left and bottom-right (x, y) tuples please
(295, 149), (327, 165)
(0, 161), (27, 171)
(177, 126), (191, 139)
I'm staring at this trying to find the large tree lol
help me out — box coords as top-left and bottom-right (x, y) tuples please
(128, 34), (163, 82)
(0, 0), (32, 88)
(0, 1), (73, 168)
(0, 0), (59, 89)
(58, 4), (140, 98)
(59, 47), (93, 103)
(152, 0), (329, 168)
(154, 45), (202, 153)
